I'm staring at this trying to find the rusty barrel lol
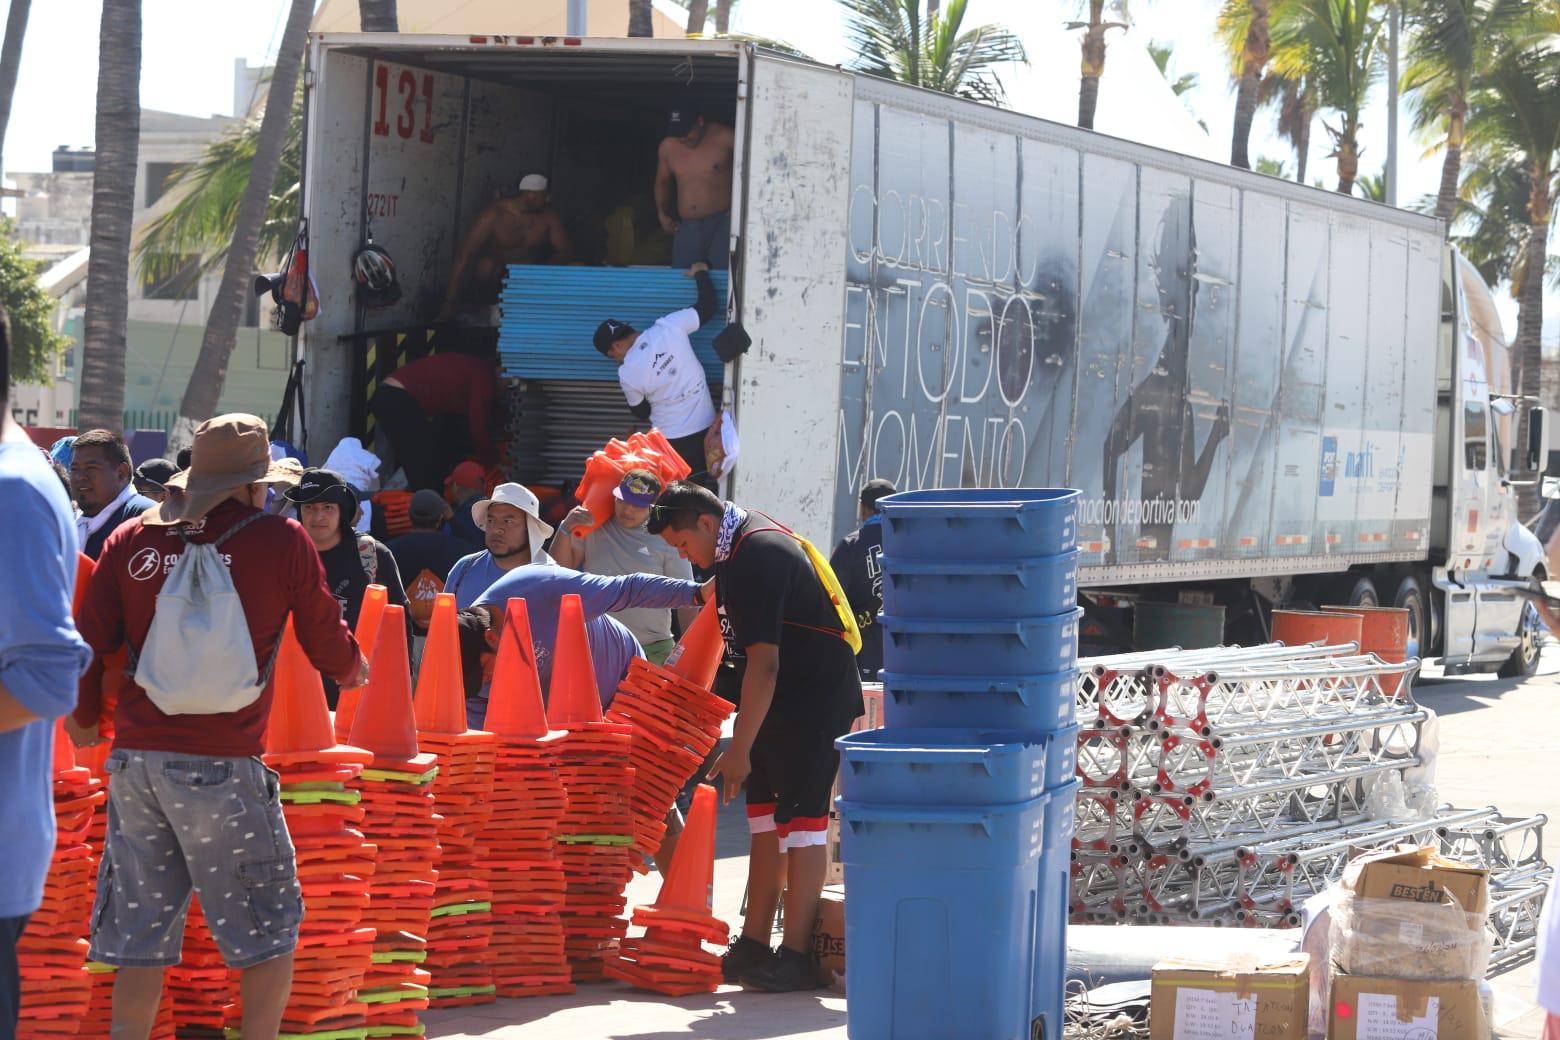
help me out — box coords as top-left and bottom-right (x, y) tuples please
(1321, 605), (1411, 695)
(1270, 609), (1363, 653)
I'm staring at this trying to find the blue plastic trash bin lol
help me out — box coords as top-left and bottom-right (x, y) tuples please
(1033, 780), (1079, 1040)
(880, 610), (1082, 676)
(878, 488), (1080, 561)
(879, 550), (1080, 619)
(838, 796), (1046, 1040)
(881, 670), (1078, 732)
(837, 729), (1048, 806)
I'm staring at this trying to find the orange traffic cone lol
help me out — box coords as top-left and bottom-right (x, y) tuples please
(265, 619), (338, 759)
(414, 593), (467, 735)
(348, 604), (422, 764)
(664, 599), (724, 690)
(336, 584), (389, 740)
(634, 784), (722, 940)
(72, 553), (94, 616)
(546, 595), (600, 727)
(484, 600), (551, 741)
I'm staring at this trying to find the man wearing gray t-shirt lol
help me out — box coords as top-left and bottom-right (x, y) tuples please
(551, 468), (697, 663)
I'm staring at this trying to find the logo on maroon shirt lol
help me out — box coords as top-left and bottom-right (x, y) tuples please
(129, 547), (162, 581)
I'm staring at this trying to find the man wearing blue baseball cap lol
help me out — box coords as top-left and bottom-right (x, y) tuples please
(551, 468), (698, 665)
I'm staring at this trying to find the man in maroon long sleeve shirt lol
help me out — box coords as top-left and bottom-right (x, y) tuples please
(67, 414), (366, 1040)
(370, 351), (500, 491)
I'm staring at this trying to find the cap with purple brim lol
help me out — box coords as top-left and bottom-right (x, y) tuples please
(613, 469), (662, 508)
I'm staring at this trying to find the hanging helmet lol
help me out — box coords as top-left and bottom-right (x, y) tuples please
(353, 242), (401, 308)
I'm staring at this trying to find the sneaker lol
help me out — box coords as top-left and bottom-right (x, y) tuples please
(721, 935), (771, 983)
(740, 944), (821, 992)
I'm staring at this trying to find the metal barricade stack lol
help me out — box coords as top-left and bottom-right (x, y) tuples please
(1068, 642), (1551, 966)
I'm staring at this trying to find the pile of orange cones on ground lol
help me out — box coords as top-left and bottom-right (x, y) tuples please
(413, 594), (498, 1009)
(476, 600), (573, 999)
(15, 723), (103, 1040)
(348, 603), (442, 1036)
(166, 900), (227, 1038)
(548, 595), (636, 982)
(606, 783), (728, 996)
(224, 618), (378, 1039)
(605, 601), (735, 868)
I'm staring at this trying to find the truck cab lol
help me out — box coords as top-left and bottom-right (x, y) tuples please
(1431, 249), (1548, 675)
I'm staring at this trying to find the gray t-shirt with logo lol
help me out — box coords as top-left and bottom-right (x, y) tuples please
(578, 519), (694, 645)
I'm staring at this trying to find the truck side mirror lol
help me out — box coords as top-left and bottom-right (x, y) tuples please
(1528, 405), (1549, 474)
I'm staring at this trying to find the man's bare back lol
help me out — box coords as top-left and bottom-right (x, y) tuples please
(657, 121), (735, 225)
(441, 190), (572, 316)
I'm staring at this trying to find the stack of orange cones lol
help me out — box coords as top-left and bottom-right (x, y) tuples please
(222, 619), (378, 1039)
(335, 583), (389, 742)
(166, 899), (228, 1038)
(413, 593), (498, 1009)
(572, 430), (693, 538)
(548, 595), (637, 981)
(606, 783), (728, 995)
(475, 600), (574, 999)
(348, 604), (441, 1037)
(605, 601), (735, 867)
(15, 722), (102, 1040)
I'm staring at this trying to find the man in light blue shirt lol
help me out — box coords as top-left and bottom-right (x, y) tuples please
(446, 483), (557, 608)
(461, 563), (705, 728)
(0, 308), (94, 1037)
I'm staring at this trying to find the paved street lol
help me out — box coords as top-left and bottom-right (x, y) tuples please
(425, 651), (1558, 1039)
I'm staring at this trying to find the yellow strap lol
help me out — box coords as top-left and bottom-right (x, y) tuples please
(795, 534), (864, 654)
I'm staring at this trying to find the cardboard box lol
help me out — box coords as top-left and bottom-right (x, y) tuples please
(1150, 954), (1310, 1040)
(812, 889), (845, 989)
(1334, 846), (1490, 979)
(1328, 974), (1486, 1039)
(1340, 846), (1488, 918)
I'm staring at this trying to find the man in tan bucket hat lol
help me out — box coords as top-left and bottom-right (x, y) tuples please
(70, 414), (367, 1040)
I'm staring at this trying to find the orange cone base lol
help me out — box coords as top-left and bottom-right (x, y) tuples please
(602, 957), (719, 996)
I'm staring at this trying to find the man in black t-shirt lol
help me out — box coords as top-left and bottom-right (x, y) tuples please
(648, 481), (863, 992)
(830, 478), (895, 681)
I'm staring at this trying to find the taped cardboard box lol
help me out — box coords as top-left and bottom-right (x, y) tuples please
(1150, 953), (1310, 1040)
(1327, 975), (1486, 1040)
(812, 889), (844, 989)
(1333, 846), (1490, 980)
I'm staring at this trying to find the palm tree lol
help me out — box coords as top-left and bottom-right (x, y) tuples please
(1401, 0), (1525, 228)
(135, 100), (301, 283)
(686, 0), (709, 34)
(78, 0), (141, 432)
(1147, 40), (1198, 95)
(169, 0), (312, 452)
(1069, 0), (1131, 130)
(1255, 155), (1288, 176)
(714, 0), (734, 33)
(0, 0), (32, 180)
(1271, 0), (1386, 194)
(1451, 158), (1533, 291)
(1463, 22), (1560, 516)
(1219, 0), (1273, 169)
(359, 0), (397, 31)
(841, 0), (1027, 105)
(1262, 70), (1317, 182)
(629, 0), (654, 36)
(1354, 167), (1387, 200)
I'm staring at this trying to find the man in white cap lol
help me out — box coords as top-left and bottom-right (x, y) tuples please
(444, 482), (557, 609)
(439, 172), (574, 319)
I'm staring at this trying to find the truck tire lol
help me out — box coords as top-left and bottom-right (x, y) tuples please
(1391, 573), (1429, 659)
(1337, 575), (1380, 608)
(1498, 601), (1543, 679)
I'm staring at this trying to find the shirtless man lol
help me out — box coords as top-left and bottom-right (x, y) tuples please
(655, 103), (735, 270)
(440, 173), (573, 318)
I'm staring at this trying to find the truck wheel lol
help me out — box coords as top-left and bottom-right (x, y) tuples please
(1392, 573), (1428, 659)
(1338, 575), (1379, 608)
(1498, 601), (1543, 679)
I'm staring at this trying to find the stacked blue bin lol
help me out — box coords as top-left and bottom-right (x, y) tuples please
(836, 489), (1082, 1040)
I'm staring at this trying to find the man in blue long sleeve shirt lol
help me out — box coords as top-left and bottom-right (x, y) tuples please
(0, 309), (94, 1038)
(460, 563), (705, 727)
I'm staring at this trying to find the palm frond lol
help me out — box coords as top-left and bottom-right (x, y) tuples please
(839, 0), (1025, 104)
